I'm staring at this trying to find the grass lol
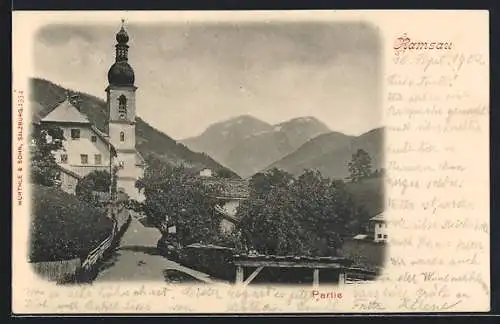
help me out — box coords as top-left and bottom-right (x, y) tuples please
(346, 176), (384, 217)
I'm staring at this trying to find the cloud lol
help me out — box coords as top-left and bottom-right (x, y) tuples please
(34, 21), (382, 139)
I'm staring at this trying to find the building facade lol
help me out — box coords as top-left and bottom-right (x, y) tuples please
(369, 213), (387, 243)
(40, 22), (145, 201)
(41, 97), (116, 194)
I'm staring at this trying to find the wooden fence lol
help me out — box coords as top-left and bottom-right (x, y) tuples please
(31, 202), (131, 282)
(31, 258), (81, 282)
(81, 203), (130, 270)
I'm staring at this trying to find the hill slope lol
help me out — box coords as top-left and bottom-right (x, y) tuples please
(182, 115), (273, 167)
(182, 116), (330, 178)
(30, 78), (239, 178)
(268, 127), (384, 180)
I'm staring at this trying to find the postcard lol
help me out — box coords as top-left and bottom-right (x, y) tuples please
(12, 10), (490, 314)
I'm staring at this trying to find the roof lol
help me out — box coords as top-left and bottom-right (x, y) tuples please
(185, 243), (234, 251)
(353, 234), (368, 240)
(202, 178), (250, 199)
(135, 151), (145, 166)
(233, 254), (354, 266)
(214, 204), (241, 224)
(41, 99), (91, 124)
(369, 212), (385, 222)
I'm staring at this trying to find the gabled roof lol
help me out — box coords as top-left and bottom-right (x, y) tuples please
(41, 99), (91, 124)
(369, 212), (385, 222)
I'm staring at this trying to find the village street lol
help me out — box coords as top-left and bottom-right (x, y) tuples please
(93, 212), (220, 284)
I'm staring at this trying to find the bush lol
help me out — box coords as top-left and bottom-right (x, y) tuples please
(30, 184), (114, 262)
(179, 244), (235, 281)
(75, 170), (111, 206)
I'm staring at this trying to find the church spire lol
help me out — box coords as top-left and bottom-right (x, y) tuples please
(115, 19), (129, 62)
(108, 19), (135, 86)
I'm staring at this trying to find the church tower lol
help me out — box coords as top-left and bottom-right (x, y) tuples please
(106, 20), (142, 200)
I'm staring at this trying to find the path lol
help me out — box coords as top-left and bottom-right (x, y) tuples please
(94, 212), (223, 284)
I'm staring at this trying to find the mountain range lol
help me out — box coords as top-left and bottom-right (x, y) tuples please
(268, 127), (384, 179)
(31, 77), (384, 217)
(31, 77), (383, 185)
(182, 115), (384, 180)
(182, 116), (331, 178)
(30, 78), (239, 178)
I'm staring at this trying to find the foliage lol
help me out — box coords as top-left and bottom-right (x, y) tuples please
(110, 165), (120, 200)
(370, 168), (385, 178)
(136, 155), (222, 246)
(237, 168), (365, 256)
(75, 170), (111, 205)
(29, 184), (114, 262)
(179, 245), (235, 281)
(347, 149), (373, 183)
(29, 123), (64, 187)
(215, 167), (238, 179)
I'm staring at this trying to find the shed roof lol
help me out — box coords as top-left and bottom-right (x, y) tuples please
(203, 178), (250, 199)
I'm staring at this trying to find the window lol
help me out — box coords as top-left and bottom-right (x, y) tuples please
(71, 129), (80, 140)
(120, 131), (125, 142)
(118, 95), (127, 119)
(60, 154), (68, 164)
(377, 234), (382, 239)
(91, 135), (97, 142)
(80, 154), (88, 165)
(94, 154), (102, 165)
(383, 234), (388, 239)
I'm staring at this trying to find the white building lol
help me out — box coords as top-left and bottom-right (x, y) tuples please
(40, 22), (145, 201)
(369, 213), (387, 243)
(199, 168), (213, 178)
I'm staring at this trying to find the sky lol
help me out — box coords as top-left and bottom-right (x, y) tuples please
(34, 21), (382, 140)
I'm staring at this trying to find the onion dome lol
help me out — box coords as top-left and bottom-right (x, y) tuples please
(108, 62), (135, 86)
(116, 26), (129, 44)
(108, 19), (135, 86)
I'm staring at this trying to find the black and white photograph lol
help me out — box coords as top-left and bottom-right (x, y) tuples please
(27, 16), (386, 287)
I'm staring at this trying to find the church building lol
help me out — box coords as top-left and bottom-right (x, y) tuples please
(105, 21), (145, 201)
(40, 21), (145, 201)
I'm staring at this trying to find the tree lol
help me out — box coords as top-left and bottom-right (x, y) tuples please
(136, 156), (222, 246)
(249, 168), (294, 199)
(215, 168), (236, 179)
(75, 170), (111, 205)
(347, 149), (373, 183)
(238, 171), (303, 255)
(29, 123), (64, 187)
(237, 168), (363, 257)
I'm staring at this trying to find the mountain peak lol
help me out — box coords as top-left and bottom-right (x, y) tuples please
(279, 116), (321, 124)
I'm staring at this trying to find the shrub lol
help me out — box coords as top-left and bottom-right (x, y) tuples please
(179, 244), (235, 281)
(75, 170), (111, 206)
(29, 184), (114, 262)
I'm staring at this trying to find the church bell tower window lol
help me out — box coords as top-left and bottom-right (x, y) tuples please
(118, 95), (127, 119)
(120, 131), (125, 142)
